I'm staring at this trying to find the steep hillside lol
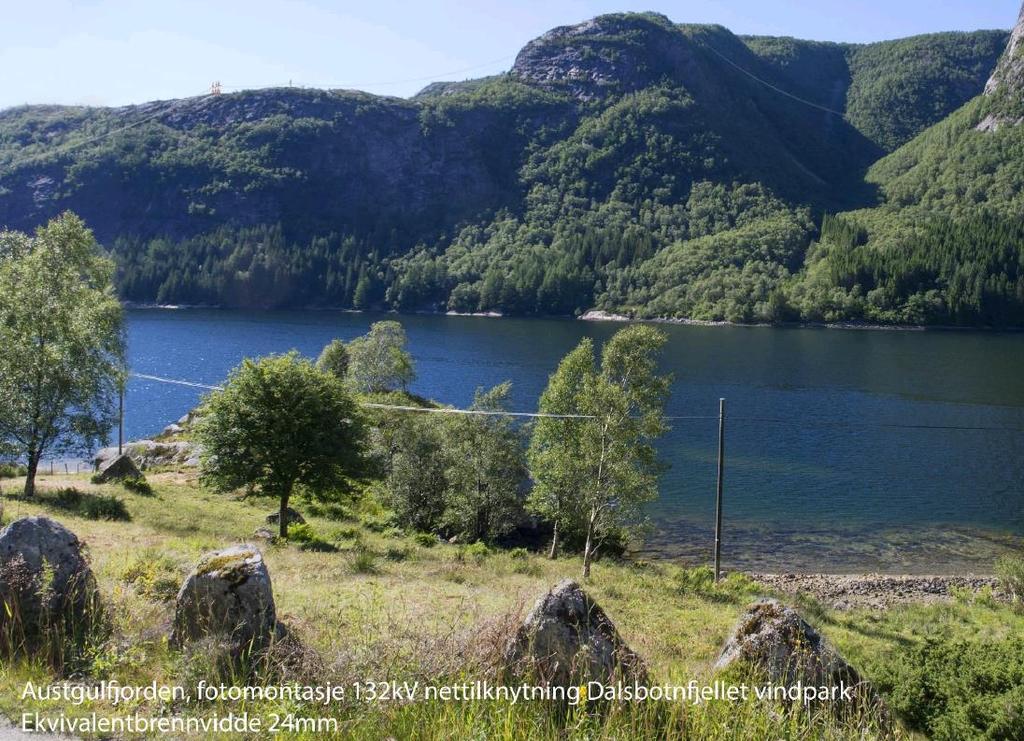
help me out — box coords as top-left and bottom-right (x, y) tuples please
(780, 4), (1024, 327)
(0, 11), (1017, 322)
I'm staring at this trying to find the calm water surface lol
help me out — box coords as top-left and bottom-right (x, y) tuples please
(125, 309), (1024, 573)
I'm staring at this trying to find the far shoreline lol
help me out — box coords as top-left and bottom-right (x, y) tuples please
(121, 302), (1024, 334)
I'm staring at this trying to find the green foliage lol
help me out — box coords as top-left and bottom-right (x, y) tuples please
(347, 321), (415, 393)
(287, 522), (337, 552)
(0, 213), (126, 497)
(119, 550), (183, 601)
(529, 326), (671, 578)
(47, 487), (131, 521)
(121, 476), (154, 496)
(413, 532), (438, 548)
(440, 383), (527, 542)
(875, 636), (1024, 740)
(315, 338), (350, 379)
(996, 553), (1024, 603)
(194, 352), (365, 537)
(0, 463), (27, 479)
(383, 415), (448, 533)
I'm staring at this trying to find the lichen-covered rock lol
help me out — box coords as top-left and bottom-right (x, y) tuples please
(93, 453), (142, 482)
(172, 545), (278, 655)
(0, 517), (98, 651)
(715, 599), (861, 689)
(265, 508), (305, 526)
(504, 579), (646, 688)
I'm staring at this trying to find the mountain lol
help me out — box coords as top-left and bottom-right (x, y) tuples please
(790, 3), (1024, 326)
(0, 10), (1019, 324)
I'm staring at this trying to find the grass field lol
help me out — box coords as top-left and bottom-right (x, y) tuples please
(0, 470), (1021, 739)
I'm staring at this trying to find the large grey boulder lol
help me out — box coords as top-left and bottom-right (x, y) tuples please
(715, 599), (861, 689)
(0, 517), (98, 650)
(504, 579), (646, 688)
(171, 545), (278, 655)
(93, 453), (142, 483)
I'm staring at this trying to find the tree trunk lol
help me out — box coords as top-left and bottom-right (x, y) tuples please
(279, 490), (291, 539)
(23, 450), (39, 498)
(582, 518), (594, 580)
(548, 520), (560, 560)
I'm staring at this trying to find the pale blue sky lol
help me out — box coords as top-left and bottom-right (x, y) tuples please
(1, 0), (1018, 110)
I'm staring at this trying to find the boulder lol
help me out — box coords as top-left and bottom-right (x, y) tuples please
(94, 440), (202, 471)
(93, 453), (142, 482)
(715, 599), (862, 690)
(265, 508), (305, 526)
(504, 579), (646, 688)
(171, 544), (278, 655)
(0, 517), (98, 649)
(253, 527), (275, 541)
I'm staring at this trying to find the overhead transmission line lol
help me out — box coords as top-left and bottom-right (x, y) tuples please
(702, 43), (847, 117)
(128, 372), (1024, 432)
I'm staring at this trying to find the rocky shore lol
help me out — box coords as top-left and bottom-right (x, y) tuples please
(752, 572), (1003, 610)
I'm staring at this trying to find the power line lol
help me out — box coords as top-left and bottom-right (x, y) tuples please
(6, 95), (209, 171)
(128, 372), (1024, 432)
(703, 44), (847, 117)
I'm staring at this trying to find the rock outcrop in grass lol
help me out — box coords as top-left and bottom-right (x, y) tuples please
(171, 544), (280, 656)
(0, 516), (99, 659)
(504, 579), (647, 689)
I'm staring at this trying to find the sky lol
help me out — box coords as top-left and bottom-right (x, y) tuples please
(0, 0), (1019, 110)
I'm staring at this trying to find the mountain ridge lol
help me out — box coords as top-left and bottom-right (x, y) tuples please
(0, 9), (1021, 325)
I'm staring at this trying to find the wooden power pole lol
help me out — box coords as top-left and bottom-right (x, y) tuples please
(714, 397), (726, 582)
(118, 384), (125, 456)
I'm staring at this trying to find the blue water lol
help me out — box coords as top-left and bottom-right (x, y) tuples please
(125, 309), (1024, 572)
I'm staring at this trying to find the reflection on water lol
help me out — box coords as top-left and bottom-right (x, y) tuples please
(125, 309), (1024, 573)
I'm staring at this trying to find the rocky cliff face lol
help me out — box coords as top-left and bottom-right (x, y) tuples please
(978, 1), (1024, 130)
(511, 13), (702, 101)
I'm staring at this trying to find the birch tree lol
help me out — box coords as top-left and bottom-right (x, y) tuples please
(0, 213), (125, 497)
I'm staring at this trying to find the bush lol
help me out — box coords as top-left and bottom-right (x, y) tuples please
(287, 523), (337, 552)
(122, 476), (153, 496)
(0, 463), (26, 479)
(413, 532), (438, 548)
(48, 488), (130, 521)
(996, 554), (1024, 604)
(359, 513), (396, 533)
(464, 541), (491, 564)
(876, 636), (1024, 740)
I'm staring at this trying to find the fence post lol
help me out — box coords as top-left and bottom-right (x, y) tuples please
(714, 398), (726, 583)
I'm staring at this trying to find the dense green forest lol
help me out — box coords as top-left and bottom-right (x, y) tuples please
(1, 10), (1022, 326)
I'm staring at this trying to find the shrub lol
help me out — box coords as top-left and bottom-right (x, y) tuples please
(0, 463), (27, 479)
(287, 523), (337, 552)
(80, 494), (131, 521)
(359, 513), (396, 533)
(996, 554), (1024, 604)
(875, 636), (1024, 740)
(382, 526), (404, 539)
(464, 541), (491, 564)
(48, 488), (130, 521)
(413, 532), (438, 548)
(122, 476), (154, 496)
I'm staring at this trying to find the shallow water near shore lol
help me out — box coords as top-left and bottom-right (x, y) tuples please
(124, 308), (1024, 574)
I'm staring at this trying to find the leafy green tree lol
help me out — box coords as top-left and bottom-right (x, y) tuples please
(533, 326), (671, 579)
(0, 213), (125, 497)
(384, 415), (448, 533)
(316, 338), (350, 379)
(195, 352), (365, 538)
(527, 340), (593, 558)
(442, 383), (527, 542)
(347, 321), (415, 393)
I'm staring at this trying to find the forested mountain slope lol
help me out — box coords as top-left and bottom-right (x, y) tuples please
(0, 10), (1019, 324)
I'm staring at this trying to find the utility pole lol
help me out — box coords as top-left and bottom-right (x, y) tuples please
(714, 398), (726, 582)
(118, 383), (125, 456)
